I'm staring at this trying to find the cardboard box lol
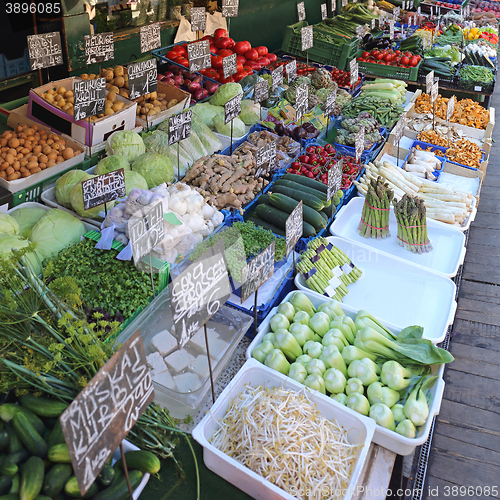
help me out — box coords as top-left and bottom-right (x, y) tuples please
(27, 77), (137, 147)
(135, 82), (190, 128)
(375, 142), (410, 164)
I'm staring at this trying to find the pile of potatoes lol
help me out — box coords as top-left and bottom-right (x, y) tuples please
(0, 124), (82, 181)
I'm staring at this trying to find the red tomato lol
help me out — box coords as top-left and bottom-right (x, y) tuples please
(233, 71), (248, 82)
(215, 37), (233, 50)
(409, 56), (419, 67)
(210, 44), (218, 54)
(171, 45), (186, 55)
(400, 56), (410, 66)
(244, 48), (259, 61)
(201, 68), (220, 79)
(383, 53), (392, 63)
(236, 55), (247, 66)
(414, 55), (422, 62)
(166, 50), (180, 60)
(245, 60), (261, 71)
(211, 55), (223, 69)
(375, 53), (384, 61)
(255, 46), (268, 56)
(202, 35), (213, 42)
(218, 75), (233, 84)
(256, 57), (270, 67)
(362, 51), (370, 58)
(217, 49), (234, 58)
(266, 53), (278, 63)
(236, 62), (244, 73)
(234, 41), (251, 55)
(370, 49), (379, 57)
(175, 57), (189, 68)
(394, 49), (401, 55)
(214, 28), (228, 40)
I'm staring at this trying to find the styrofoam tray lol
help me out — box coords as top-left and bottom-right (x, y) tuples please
(295, 236), (457, 344)
(214, 126), (250, 153)
(41, 186), (102, 228)
(112, 440), (150, 499)
(192, 359), (376, 499)
(245, 290), (446, 456)
(331, 197), (466, 278)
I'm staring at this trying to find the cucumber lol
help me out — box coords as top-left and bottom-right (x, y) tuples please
(46, 420), (65, 449)
(34, 496), (52, 500)
(0, 476), (12, 496)
(274, 179), (330, 205)
(110, 465), (123, 486)
(0, 406), (45, 435)
(92, 470), (144, 500)
(97, 464), (115, 488)
(119, 451), (160, 474)
(8, 474), (18, 494)
(20, 456), (44, 500)
(268, 193), (327, 232)
(7, 426), (23, 455)
(246, 217), (286, 237)
(64, 477), (98, 498)
(0, 450), (26, 477)
(281, 173), (328, 193)
(271, 184), (325, 211)
(318, 210), (328, 222)
(255, 205), (316, 238)
(0, 495), (18, 500)
(12, 415), (47, 459)
(19, 395), (67, 419)
(256, 194), (270, 205)
(43, 464), (72, 497)
(47, 444), (71, 464)
(0, 432), (9, 452)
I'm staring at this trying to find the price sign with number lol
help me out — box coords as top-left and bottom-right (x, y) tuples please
(168, 110), (192, 146)
(191, 7), (206, 31)
(301, 25), (313, 51)
(325, 89), (337, 117)
(297, 1), (306, 21)
(446, 95), (455, 121)
(241, 243), (275, 303)
(286, 201), (303, 257)
(295, 81), (308, 121)
(378, 15), (385, 28)
(222, 0), (239, 17)
(254, 81), (269, 104)
(350, 59), (358, 87)
(394, 115), (406, 144)
(225, 93), (242, 124)
(271, 65), (284, 91)
(286, 59), (297, 83)
(127, 59), (158, 100)
(321, 3), (328, 20)
(223, 53), (238, 79)
(84, 33), (114, 65)
(342, 0), (348, 7)
(327, 159), (342, 201)
(393, 7), (400, 18)
(27, 32), (63, 70)
(430, 81), (439, 103)
(355, 126), (365, 163)
(140, 23), (161, 53)
(73, 77), (106, 122)
(356, 25), (364, 39)
(187, 40), (211, 72)
(332, 0), (336, 13)
(426, 71), (434, 95)
(389, 20), (395, 39)
(255, 142), (277, 179)
(82, 169), (125, 210)
(371, 18), (376, 29)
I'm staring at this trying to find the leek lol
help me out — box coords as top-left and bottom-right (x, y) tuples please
(322, 329), (348, 352)
(395, 419), (417, 439)
(277, 302), (295, 322)
(303, 374), (326, 394)
(306, 358), (327, 376)
(331, 393), (347, 405)
(381, 361), (412, 391)
(324, 368), (347, 394)
(273, 330), (303, 361)
(296, 354), (313, 366)
(289, 323), (315, 347)
(289, 291), (316, 317)
(310, 312), (331, 337)
(320, 346), (347, 376)
(369, 403), (395, 431)
(342, 345), (378, 364)
(265, 349), (290, 375)
(346, 393), (370, 416)
(270, 313), (290, 332)
(293, 310), (311, 326)
(391, 403), (406, 424)
(252, 340), (275, 364)
(347, 358), (380, 386)
(346, 378), (364, 395)
(289, 362), (308, 384)
(303, 341), (323, 359)
(366, 381), (400, 408)
(330, 316), (356, 344)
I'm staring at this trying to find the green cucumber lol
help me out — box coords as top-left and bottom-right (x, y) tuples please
(0, 432), (9, 452)
(0, 494), (18, 500)
(268, 193), (327, 231)
(119, 451), (160, 474)
(47, 444), (71, 464)
(255, 205), (316, 238)
(0, 476), (12, 496)
(43, 464), (72, 497)
(271, 184), (325, 210)
(274, 179), (330, 205)
(20, 456), (44, 500)
(282, 173), (328, 193)
(64, 477), (98, 498)
(256, 194), (270, 205)
(8, 426), (23, 455)
(92, 470), (143, 500)
(12, 415), (47, 459)
(0, 406), (45, 436)
(19, 395), (67, 418)
(8, 474), (18, 494)
(109, 465), (123, 486)
(97, 464), (115, 488)
(46, 420), (64, 449)
(0, 449), (28, 476)
(246, 217), (286, 237)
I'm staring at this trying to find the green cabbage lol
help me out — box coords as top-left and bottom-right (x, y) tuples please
(0, 212), (20, 235)
(131, 153), (175, 189)
(239, 99), (260, 125)
(10, 207), (46, 237)
(0, 234), (42, 275)
(55, 169), (89, 208)
(191, 114), (222, 155)
(209, 82), (243, 106)
(125, 170), (148, 194)
(106, 131), (145, 163)
(94, 155), (131, 175)
(191, 103), (224, 129)
(213, 114), (246, 137)
(70, 175), (115, 219)
(30, 209), (86, 261)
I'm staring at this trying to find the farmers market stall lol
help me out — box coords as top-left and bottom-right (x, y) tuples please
(0, 1), (497, 499)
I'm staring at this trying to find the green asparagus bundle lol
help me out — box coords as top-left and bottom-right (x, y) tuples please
(297, 237), (363, 300)
(394, 195), (433, 254)
(358, 176), (394, 239)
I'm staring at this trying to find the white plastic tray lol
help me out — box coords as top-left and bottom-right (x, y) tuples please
(112, 440), (150, 499)
(295, 236), (457, 344)
(192, 358), (376, 499)
(331, 197), (466, 278)
(245, 290), (446, 456)
(214, 126), (251, 153)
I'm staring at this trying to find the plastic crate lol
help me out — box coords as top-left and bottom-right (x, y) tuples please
(355, 50), (422, 81)
(4, 49), (30, 78)
(458, 65), (496, 94)
(0, 54), (6, 81)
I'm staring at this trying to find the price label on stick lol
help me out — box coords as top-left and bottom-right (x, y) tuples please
(170, 239), (231, 348)
(332, 0), (335, 13)
(446, 95), (455, 121)
(60, 330), (154, 496)
(417, 6), (421, 15)
(321, 3), (328, 20)
(410, 0), (414, 9)
(286, 59), (297, 83)
(294, 81), (308, 121)
(140, 22), (161, 53)
(297, 1), (306, 21)
(255, 142), (277, 179)
(241, 243), (275, 303)
(356, 25), (364, 39)
(127, 59), (158, 100)
(129, 202), (165, 265)
(223, 53), (238, 79)
(271, 65), (284, 91)
(27, 32), (63, 70)
(342, 0), (348, 7)
(73, 77), (106, 122)
(355, 126), (365, 163)
(325, 88), (337, 117)
(389, 20), (395, 39)
(393, 7), (400, 18)
(350, 59), (358, 87)
(253, 81), (269, 104)
(187, 40), (211, 72)
(379, 15), (384, 29)
(327, 159), (342, 201)
(84, 32), (114, 65)
(225, 93), (242, 124)
(394, 115), (406, 144)
(222, 0), (239, 17)
(286, 201), (303, 257)
(430, 81), (439, 103)
(371, 18), (376, 29)
(426, 70), (434, 95)
(168, 109), (192, 146)
(191, 7), (206, 31)
(82, 169), (125, 211)
(301, 25), (313, 51)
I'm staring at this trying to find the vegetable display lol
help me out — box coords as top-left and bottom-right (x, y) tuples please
(358, 176), (393, 239)
(394, 195), (433, 253)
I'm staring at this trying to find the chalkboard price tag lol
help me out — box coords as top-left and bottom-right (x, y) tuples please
(417, 5), (421, 15)
(294, 81), (308, 121)
(350, 59), (358, 87)
(253, 81), (269, 104)
(332, 0), (335, 12)
(168, 109), (192, 146)
(342, 0), (348, 7)
(410, 0), (414, 8)
(378, 15), (385, 29)
(325, 88), (337, 117)
(188, 40), (211, 72)
(140, 22), (161, 53)
(82, 168), (125, 211)
(356, 25), (364, 39)
(27, 32), (63, 70)
(286, 59), (297, 83)
(371, 18), (376, 29)
(129, 202), (165, 265)
(393, 6), (400, 18)
(430, 81), (439, 103)
(321, 3), (328, 20)
(355, 125), (365, 163)
(170, 239), (231, 348)
(271, 65), (284, 91)
(84, 33), (114, 65)
(222, 0), (239, 17)
(426, 70), (434, 95)
(60, 330), (154, 496)
(327, 158), (342, 201)
(241, 242), (275, 303)
(286, 201), (303, 256)
(223, 53), (238, 79)
(393, 115), (406, 144)
(225, 93), (242, 124)
(191, 7), (207, 31)
(297, 1), (306, 21)
(389, 20), (395, 39)
(255, 141), (277, 178)
(446, 95), (455, 121)
(73, 77), (106, 122)
(301, 25), (313, 51)
(127, 59), (158, 100)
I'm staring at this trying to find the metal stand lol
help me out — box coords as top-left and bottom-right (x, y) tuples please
(119, 444), (135, 500)
(253, 289), (259, 337)
(230, 119), (234, 155)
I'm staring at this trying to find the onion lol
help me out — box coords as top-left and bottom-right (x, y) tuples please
(204, 80), (220, 94)
(194, 88), (209, 101)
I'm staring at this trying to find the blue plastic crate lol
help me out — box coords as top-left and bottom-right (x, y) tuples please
(403, 148), (443, 181)
(412, 139), (483, 171)
(4, 48), (30, 78)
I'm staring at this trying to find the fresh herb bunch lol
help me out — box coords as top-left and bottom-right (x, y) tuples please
(44, 239), (160, 319)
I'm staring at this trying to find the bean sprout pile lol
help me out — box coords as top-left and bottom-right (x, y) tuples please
(210, 385), (362, 500)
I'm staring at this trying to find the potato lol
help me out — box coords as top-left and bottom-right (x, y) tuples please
(64, 90), (74, 98)
(62, 148), (74, 160)
(45, 93), (55, 103)
(88, 73), (96, 80)
(119, 89), (129, 98)
(149, 91), (157, 100)
(114, 76), (125, 88)
(6, 167), (14, 175)
(7, 172), (21, 181)
(112, 102), (124, 112)
(167, 99), (178, 109)
(57, 86), (66, 94)
(104, 108), (115, 116)
(109, 85), (119, 94)
(114, 65), (124, 77)
(80, 73), (89, 80)
(108, 90), (117, 102)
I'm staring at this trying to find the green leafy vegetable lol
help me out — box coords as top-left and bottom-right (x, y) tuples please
(9, 207), (46, 237)
(106, 130), (145, 163)
(94, 155), (131, 175)
(0, 212), (20, 235)
(55, 170), (90, 208)
(131, 153), (175, 189)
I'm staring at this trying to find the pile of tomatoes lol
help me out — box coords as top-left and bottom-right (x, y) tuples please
(267, 60), (316, 77)
(330, 67), (362, 89)
(357, 49), (421, 67)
